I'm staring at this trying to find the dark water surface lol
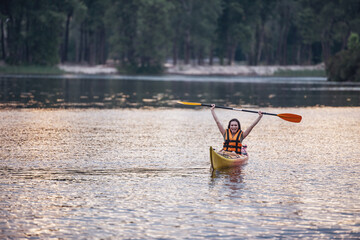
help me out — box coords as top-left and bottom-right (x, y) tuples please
(0, 75), (359, 239)
(0, 74), (359, 108)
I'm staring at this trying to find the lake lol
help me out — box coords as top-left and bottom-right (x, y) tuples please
(0, 75), (359, 239)
(0, 74), (359, 108)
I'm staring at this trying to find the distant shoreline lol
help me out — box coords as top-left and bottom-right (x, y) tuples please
(0, 63), (326, 77)
(165, 63), (325, 77)
(58, 63), (326, 77)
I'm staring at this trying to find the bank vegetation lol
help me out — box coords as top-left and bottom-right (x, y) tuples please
(0, 0), (359, 80)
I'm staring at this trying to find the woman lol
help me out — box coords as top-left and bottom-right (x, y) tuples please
(211, 104), (263, 157)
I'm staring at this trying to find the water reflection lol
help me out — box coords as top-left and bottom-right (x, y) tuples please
(210, 167), (245, 184)
(1, 91), (360, 238)
(210, 167), (246, 198)
(1, 75), (359, 108)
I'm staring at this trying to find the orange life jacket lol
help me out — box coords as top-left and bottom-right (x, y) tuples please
(223, 129), (243, 154)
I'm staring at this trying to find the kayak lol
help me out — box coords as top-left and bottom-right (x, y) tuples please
(210, 146), (249, 170)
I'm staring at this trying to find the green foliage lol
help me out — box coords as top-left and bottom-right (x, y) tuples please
(274, 69), (326, 77)
(105, 0), (138, 63)
(136, 0), (173, 68)
(186, 0), (222, 61)
(27, 8), (64, 65)
(2, 0), (65, 65)
(326, 33), (360, 82)
(117, 63), (164, 75)
(106, 0), (174, 73)
(348, 32), (360, 50)
(296, 7), (318, 45)
(0, 65), (65, 74)
(0, 0), (360, 78)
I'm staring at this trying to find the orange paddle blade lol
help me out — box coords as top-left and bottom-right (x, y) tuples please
(177, 101), (202, 106)
(277, 113), (302, 123)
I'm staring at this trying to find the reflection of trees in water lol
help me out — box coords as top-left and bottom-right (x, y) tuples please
(0, 77), (359, 108)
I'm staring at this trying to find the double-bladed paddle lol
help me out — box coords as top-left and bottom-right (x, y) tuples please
(177, 101), (302, 123)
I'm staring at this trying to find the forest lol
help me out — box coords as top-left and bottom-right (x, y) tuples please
(0, 0), (360, 79)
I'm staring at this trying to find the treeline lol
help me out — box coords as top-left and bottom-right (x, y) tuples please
(1, 0), (360, 73)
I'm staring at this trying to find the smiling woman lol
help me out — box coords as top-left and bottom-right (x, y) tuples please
(209, 103), (262, 166)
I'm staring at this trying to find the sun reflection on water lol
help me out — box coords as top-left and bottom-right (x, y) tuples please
(0, 107), (359, 239)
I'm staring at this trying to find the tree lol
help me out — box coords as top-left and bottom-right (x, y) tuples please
(77, 0), (109, 65)
(59, 0), (86, 63)
(249, 0), (276, 65)
(326, 33), (360, 82)
(0, 0), (65, 65)
(1, 0), (359, 76)
(169, 0), (221, 65)
(105, 0), (138, 66)
(217, 0), (255, 65)
(295, 6), (319, 64)
(135, 0), (173, 71)
(106, 0), (174, 73)
(348, 32), (360, 50)
(26, 1), (64, 65)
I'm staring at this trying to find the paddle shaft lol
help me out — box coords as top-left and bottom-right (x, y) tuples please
(177, 101), (302, 123)
(201, 103), (277, 116)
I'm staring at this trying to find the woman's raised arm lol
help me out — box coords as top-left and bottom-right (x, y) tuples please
(243, 111), (263, 139)
(211, 104), (225, 136)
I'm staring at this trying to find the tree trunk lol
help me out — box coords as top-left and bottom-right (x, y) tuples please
(278, 23), (289, 65)
(209, 43), (213, 65)
(307, 44), (312, 65)
(1, 19), (6, 59)
(197, 48), (204, 65)
(25, 11), (30, 63)
(321, 21), (334, 63)
(277, 36), (282, 64)
(227, 46), (232, 65)
(84, 29), (89, 63)
(89, 32), (96, 65)
(321, 40), (331, 63)
(256, 23), (265, 65)
(78, 23), (84, 63)
(277, 4), (291, 65)
(253, 22), (265, 66)
(227, 42), (236, 65)
(341, 23), (350, 50)
(184, 30), (190, 64)
(172, 37), (177, 65)
(97, 27), (106, 64)
(219, 46), (224, 65)
(62, 12), (72, 63)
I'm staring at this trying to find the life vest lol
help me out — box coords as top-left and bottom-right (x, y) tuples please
(223, 129), (243, 154)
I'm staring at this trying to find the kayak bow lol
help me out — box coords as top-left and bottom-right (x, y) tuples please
(210, 147), (248, 170)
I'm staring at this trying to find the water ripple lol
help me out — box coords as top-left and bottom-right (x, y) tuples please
(0, 108), (359, 239)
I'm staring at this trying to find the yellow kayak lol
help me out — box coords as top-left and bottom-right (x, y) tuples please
(210, 146), (249, 170)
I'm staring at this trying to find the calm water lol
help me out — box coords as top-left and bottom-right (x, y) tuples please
(0, 75), (359, 108)
(0, 75), (360, 239)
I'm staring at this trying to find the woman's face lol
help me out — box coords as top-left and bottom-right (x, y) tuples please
(229, 121), (239, 134)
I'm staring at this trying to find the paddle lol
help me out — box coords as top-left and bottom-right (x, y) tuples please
(177, 101), (302, 123)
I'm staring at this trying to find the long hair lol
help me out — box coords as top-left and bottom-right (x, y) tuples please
(227, 118), (241, 130)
